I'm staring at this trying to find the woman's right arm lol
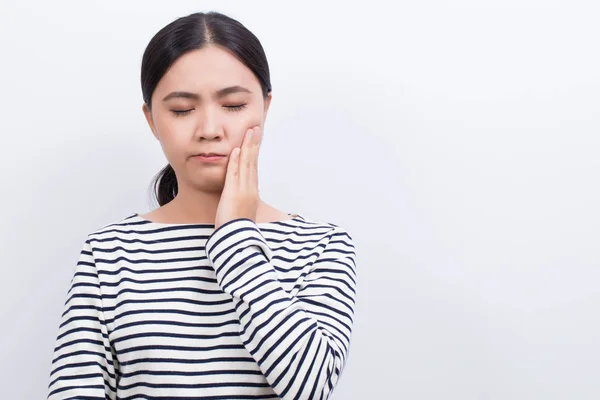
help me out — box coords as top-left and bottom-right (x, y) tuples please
(47, 237), (119, 400)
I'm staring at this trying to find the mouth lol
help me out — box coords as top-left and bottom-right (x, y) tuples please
(192, 153), (227, 163)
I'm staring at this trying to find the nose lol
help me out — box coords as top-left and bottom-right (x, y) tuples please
(197, 106), (223, 141)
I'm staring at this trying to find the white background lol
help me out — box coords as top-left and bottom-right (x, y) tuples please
(1, 0), (599, 399)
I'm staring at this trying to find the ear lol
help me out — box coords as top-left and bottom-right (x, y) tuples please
(142, 103), (159, 141)
(263, 92), (272, 120)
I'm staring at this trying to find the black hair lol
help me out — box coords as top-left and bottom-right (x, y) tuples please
(140, 11), (272, 206)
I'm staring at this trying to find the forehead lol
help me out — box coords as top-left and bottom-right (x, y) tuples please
(155, 45), (261, 96)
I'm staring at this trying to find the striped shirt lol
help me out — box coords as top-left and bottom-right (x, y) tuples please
(47, 213), (357, 400)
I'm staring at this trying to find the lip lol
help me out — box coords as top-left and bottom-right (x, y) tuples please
(192, 153), (226, 163)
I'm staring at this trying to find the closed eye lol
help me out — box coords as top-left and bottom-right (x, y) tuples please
(171, 109), (193, 117)
(224, 104), (247, 112)
(170, 104), (247, 117)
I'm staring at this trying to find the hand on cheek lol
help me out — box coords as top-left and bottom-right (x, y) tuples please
(214, 125), (262, 229)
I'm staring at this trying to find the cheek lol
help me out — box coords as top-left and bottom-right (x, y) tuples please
(226, 109), (264, 145)
(227, 125), (248, 147)
(153, 118), (191, 160)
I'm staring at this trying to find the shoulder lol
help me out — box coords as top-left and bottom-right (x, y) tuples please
(290, 216), (357, 274)
(84, 213), (149, 240)
(270, 214), (355, 250)
(299, 214), (354, 238)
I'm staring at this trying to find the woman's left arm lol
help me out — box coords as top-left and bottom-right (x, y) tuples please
(206, 219), (357, 400)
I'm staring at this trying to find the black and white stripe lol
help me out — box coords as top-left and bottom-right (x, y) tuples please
(47, 214), (357, 400)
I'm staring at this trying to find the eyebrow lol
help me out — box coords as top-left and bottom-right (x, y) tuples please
(162, 86), (252, 102)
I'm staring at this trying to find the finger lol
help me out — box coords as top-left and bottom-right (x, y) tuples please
(249, 126), (260, 165)
(239, 127), (254, 185)
(249, 126), (261, 188)
(242, 127), (259, 189)
(253, 125), (262, 153)
(224, 147), (241, 189)
(240, 127), (254, 150)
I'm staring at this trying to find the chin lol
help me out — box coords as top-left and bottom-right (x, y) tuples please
(198, 179), (226, 194)
(180, 164), (227, 193)
(189, 174), (226, 194)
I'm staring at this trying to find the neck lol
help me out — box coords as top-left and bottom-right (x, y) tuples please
(170, 186), (221, 224)
(165, 184), (275, 224)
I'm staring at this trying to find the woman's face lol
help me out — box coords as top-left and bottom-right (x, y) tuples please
(143, 45), (271, 193)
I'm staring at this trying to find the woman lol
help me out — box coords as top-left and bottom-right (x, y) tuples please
(47, 11), (357, 400)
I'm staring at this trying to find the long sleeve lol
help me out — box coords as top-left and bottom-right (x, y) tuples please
(47, 237), (119, 400)
(206, 219), (357, 400)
